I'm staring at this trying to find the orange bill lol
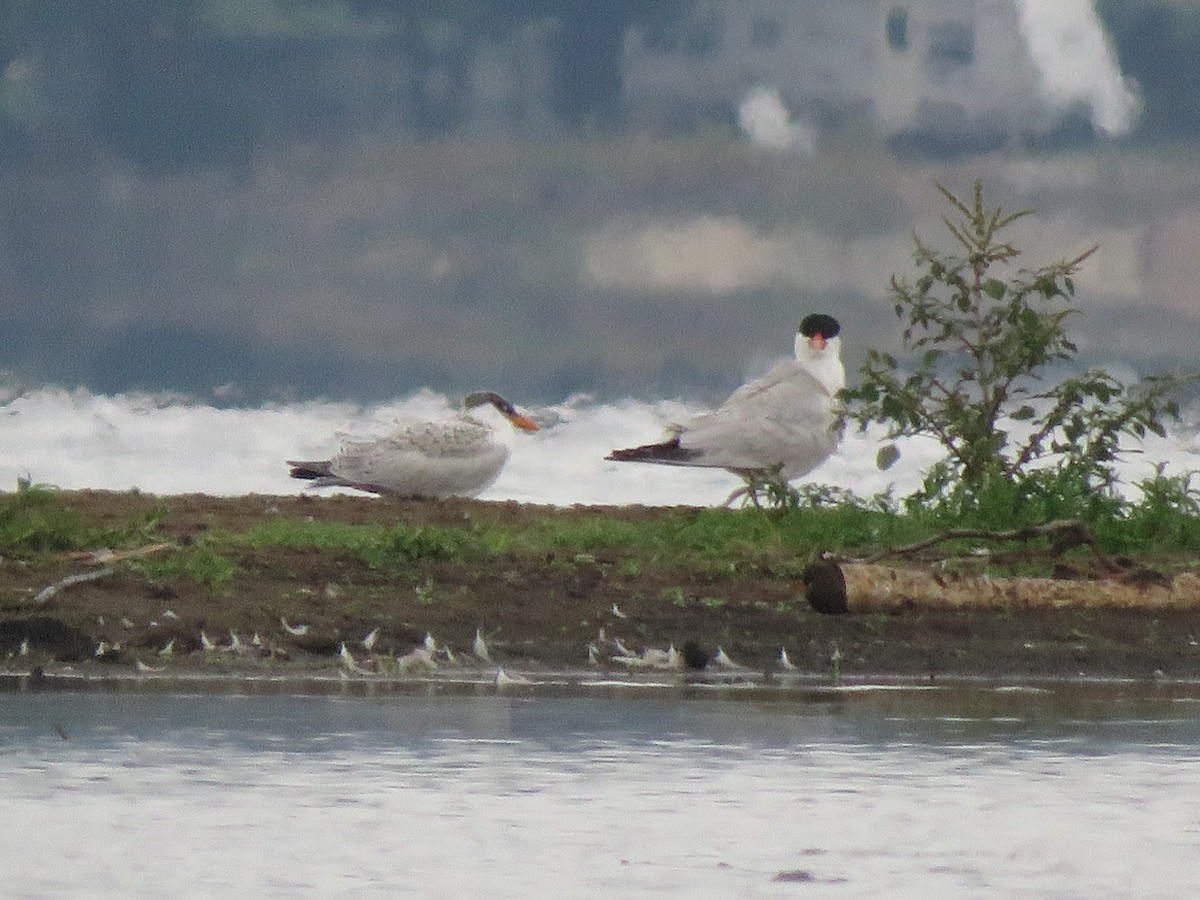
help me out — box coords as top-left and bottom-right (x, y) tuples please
(510, 414), (539, 431)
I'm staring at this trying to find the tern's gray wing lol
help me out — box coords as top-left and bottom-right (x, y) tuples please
(330, 417), (509, 498)
(678, 360), (839, 478)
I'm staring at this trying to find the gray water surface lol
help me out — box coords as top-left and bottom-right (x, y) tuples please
(2, 682), (1198, 898)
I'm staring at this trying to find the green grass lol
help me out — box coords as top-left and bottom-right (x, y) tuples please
(235, 518), (484, 569)
(9, 470), (1200, 592)
(0, 487), (90, 556)
(470, 504), (930, 568)
(160, 486), (1200, 584)
(136, 545), (238, 589)
(0, 486), (173, 559)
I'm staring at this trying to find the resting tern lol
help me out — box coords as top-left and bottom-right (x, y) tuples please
(289, 391), (539, 498)
(607, 314), (844, 492)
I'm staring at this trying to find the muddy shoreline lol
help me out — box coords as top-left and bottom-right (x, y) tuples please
(3, 491), (1200, 685)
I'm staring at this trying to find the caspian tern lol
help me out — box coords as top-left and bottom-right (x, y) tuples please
(606, 314), (844, 491)
(289, 391), (539, 498)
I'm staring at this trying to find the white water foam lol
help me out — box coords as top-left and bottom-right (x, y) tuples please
(0, 384), (1194, 507)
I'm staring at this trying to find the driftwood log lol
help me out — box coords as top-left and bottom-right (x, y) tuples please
(842, 563), (1200, 611)
(833, 519), (1200, 610)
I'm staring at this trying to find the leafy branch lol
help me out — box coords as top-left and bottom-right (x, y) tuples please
(840, 180), (1196, 514)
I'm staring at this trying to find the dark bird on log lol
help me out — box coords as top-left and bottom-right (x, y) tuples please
(801, 554), (848, 615)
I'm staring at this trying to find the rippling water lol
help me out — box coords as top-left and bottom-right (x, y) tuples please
(2, 682), (1199, 897)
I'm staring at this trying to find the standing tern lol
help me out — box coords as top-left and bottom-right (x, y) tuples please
(289, 391), (539, 498)
(606, 313), (844, 491)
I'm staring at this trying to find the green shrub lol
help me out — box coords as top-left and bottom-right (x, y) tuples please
(840, 180), (1193, 522)
(0, 486), (89, 556)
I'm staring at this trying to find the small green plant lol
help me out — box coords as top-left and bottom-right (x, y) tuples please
(860, 611), (890, 635)
(840, 180), (1193, 520)
(830, 642), (843, 682)
(737, 465), (802, 510)
(240, 519), (481, 569)
(0, 485), (89, 556)
(1098, 465), (1200, 554)
(617, 558), (642, 577)
(414, 576), (437, 605)
(138, 545), (236, 589)
(379, 525), (478, 566)
(659, 586), (687, 607)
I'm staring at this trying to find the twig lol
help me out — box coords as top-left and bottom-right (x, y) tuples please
(32, 568), (116, 605)
(61, 543), (172, 565)
(858, 518), (1121, 572)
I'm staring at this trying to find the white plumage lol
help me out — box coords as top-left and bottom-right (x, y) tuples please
(607, 313), (845, 483)
(289, 391), (538, 498)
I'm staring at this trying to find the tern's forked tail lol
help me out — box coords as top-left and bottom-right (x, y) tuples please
(287, 460), (334, 480)
(606, 437), (700, 465)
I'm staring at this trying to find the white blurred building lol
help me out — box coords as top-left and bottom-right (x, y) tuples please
(621, 1), (1114, 147)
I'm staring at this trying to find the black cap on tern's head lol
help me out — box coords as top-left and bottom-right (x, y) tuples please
(799, 314), (841, 340)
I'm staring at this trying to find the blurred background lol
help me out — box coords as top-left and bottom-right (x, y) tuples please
(0, 0), (1193, 410)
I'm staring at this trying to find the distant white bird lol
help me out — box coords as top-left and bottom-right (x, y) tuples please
(199, 631), (217, 652)
(830, 643), (844, 667)
(611, 603), (627, 619)
(611, 653), (648, 667)
(495, 668), (532, 686)
(607, 314), (844, 494)
(288, 391), (539, 498)
(362, 627), (379, 650)
(158, 638), (176, 657)
(396, 646), (438, 673)
(712, 646), (743, 669)
(779, 648), (797, 671)
(641, 647), (669, 668)
(135, 659), (162, 674)
(338, 641), (374, 675)
(280, 617), (309, 636)
(473, 628), (491, 662)
(613, 645), (681, 670)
